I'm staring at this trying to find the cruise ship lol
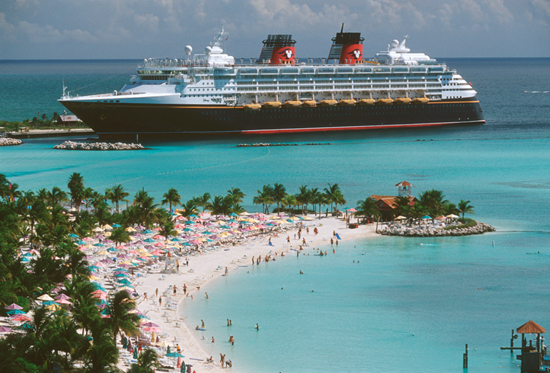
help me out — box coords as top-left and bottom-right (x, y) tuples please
(58, 28), (484, 138)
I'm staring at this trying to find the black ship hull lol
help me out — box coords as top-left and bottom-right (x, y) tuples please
(60, 98), (484, 138)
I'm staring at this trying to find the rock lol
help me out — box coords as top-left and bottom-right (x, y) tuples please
(54, 141), (146, 151)
(0, 137), (22, 146)
(378, 221), (495, 237)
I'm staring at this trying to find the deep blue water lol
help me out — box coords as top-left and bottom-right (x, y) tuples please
(1, 58), (550, 372)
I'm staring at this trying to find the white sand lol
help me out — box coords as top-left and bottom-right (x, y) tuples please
(128, 216), (377, 372)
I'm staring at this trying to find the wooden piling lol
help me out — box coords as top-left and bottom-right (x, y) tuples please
(463, 343), (468, 368)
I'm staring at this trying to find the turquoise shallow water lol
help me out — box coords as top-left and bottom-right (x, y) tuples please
(1, 58), (550, 372)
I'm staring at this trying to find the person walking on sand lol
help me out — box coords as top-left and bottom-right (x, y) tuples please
(155, 288), (158, 297)
(183, 284), (187, 295)
(173, 285), (177, 295)
(159, 297), (162, 306)
(287, 236), (290, 243)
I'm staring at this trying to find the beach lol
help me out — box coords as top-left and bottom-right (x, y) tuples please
(121, 216), (377, 372)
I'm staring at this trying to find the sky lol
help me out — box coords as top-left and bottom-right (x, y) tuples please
(1, 0), (550, 60)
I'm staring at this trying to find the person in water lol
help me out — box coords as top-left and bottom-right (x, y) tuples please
(255, 323), (259, 330)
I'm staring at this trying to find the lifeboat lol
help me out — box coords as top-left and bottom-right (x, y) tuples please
(338, 99), (356, 106)
(319, 99), (338, 107)
(243, 103), (261, 111)
(395, 97), (412, 105)
(262, 101), (282, 109)
(413, 97), (429, 104)
(377, 98), (394, 105)
(284, 100), (302, 108)
(358, 99), (375, 105)
(302, 100), (317, 107)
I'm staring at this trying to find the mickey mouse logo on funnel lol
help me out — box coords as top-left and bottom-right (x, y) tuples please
(272, 46), (295, 65)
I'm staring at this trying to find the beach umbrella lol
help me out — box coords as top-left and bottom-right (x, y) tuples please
(421, 215), (432, 219)
(55, 294), (71, 300)
(112, 223), (122, 228)
(12, 315), (32, 322)
(7, 309), (25, 315)
(141, 322), (159, 327)
(0, 326), (13, 333)
(166, 352), (185, 360)
(395, 216), (406, 220)
(4, 303), (23, 310)
(68, 233), (79, 238)
(143, 229), (153, 234)
(142, 326), (161, 333)
(20, 322), (33, 330)
(37, 294), (54, 301)
(446, 214), (459, 219)
(125, 227), (136, 232)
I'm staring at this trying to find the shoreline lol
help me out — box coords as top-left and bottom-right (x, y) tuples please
(129, 216), (377, 372)
(4, 128), (95, 139)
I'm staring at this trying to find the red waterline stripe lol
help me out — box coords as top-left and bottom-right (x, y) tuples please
(238, 121), (486, 134)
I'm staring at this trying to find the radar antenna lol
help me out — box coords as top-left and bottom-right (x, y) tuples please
(210, 26), (229, 48)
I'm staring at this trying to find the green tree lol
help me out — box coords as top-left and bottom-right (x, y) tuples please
(105, 290), (140, 344)
(129, 348), (161, 373)
(458, 199), (475, 220)
(110, 227), (131, 246)
(68, 173), (85, 210)
(161, 188), (181, 213)
(193, 193), (211, 212)
(180, 200), (198, 217)
(271, 183), (287, 212)
(356, 197), (380, 220)
(296, 185), (310, 214)
(106, 184), (129, 213)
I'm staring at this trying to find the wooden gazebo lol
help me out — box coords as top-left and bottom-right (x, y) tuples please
(516, 320), (546, 373)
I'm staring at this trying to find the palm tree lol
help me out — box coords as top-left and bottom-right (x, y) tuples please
(162, 188), (181, 213)
(333, 190), (346, 213)
(394, 196), (413, 218)
(129, 348), (161, 373)
(180, 199), (198, 217)
(209, 195), (233, 216)
(106, 290), (140, 344)
(418, 189), (448, 218)
(47, 186), (68, 207)
(227, 187), (245, 206)
(105, 184), (129, 213)
(83, 319), (120, 373)
(193, 192), (211, 212)
(133, 190), (149, 207)
(110, 227), (131, 246)
(271, 183), (287, 212)
(253, 185), (274, 214)
(458, 199), (475, 220)
(356, 197), (380, 221)
(281, 194), (297, 214)
(296, 185), (310, 214)
(68, 172), (85, 210)
(323, 183), (341, 213)
(442, 202), (460, 216)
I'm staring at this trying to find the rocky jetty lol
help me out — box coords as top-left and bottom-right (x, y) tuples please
(237, 142), (330, 147)
(0, 137), (22, 146)
(378, 222), (495, 237)
(54, 141), (146, 150)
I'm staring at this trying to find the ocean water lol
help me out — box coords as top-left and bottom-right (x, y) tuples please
(1, 58), (550, 372)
